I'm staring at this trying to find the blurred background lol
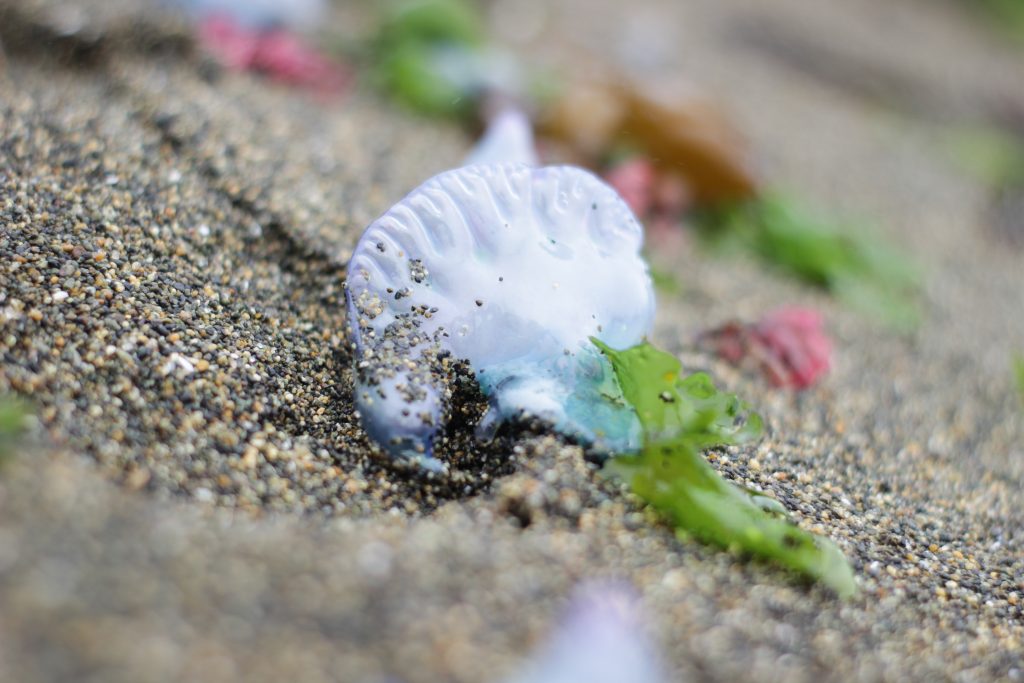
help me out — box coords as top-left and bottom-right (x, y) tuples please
(1, 1), (1023, 682)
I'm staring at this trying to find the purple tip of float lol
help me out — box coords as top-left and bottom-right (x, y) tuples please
(504, 580), (667, 683)
(464, 109), (539, 167)
(168, 0), (326, 30)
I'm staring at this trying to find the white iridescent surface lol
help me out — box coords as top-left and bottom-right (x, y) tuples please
(346, 112), (655, 469)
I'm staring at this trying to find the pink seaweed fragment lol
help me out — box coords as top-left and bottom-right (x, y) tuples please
(604, 158), (656, 217)
(603, 156), (692, 240)
(703, 306), (832, 389)
(754, 307), (832, 388)
(198, 15), (352, 96)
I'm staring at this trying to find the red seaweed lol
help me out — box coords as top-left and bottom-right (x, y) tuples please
(702, 307), (832, 389)
(198, 15), (352, 96)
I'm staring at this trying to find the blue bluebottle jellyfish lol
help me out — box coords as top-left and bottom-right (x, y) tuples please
(346, 111), (655, 470)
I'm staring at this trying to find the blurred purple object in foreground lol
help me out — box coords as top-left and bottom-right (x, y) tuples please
(198, 15), (352, 95)
(172, 0), (325, 30)
(504, 581), (666, 683)
(703, 306), (832, 389)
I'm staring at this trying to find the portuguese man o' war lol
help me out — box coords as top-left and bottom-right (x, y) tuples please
(346, 110), (655, 470)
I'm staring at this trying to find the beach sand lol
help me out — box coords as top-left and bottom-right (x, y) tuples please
(0, 0), (1022, 681)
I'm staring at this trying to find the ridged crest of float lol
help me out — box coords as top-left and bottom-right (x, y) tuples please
(346, 114), (655, 470)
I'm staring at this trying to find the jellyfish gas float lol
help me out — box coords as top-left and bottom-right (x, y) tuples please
(346, 111), (656, 470)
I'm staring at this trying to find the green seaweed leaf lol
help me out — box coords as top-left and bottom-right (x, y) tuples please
(648, 264), (682, 295)
(377, 0), (484, 50)
(594, 338), (857, 598)
(945, 126), (1024, 189)
(370, 0), (485, 118)
(958, 0), (1024, 44)
(698, 194), (920, 330)
(0, 398), (28, 468)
